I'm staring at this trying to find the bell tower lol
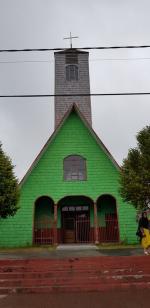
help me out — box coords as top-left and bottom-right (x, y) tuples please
(54, 48), (92, 128)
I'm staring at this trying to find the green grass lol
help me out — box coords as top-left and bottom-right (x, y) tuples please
(0, 243), (141, 253)
(97, 243), (141, 249)
(0, 245), (56, 253)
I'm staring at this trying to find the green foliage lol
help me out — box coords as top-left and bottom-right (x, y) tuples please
(0, 143), (20, 218)
(120, 126), (150, 210)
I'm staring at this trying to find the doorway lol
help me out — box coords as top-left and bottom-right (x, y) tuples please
(58, 196), (94, 244)
(62, 206), (90, 243)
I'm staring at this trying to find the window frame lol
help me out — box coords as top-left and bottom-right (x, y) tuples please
(63, 155), (87, 181)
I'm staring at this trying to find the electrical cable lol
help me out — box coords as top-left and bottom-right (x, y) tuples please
(1, 44), (150, 53)
(1, 92), (150, 98)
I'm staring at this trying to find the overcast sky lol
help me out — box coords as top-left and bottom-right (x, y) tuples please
(0, 0), (150, 180)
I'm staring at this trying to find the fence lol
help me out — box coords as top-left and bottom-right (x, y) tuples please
(34, 219), (54, 245)
(98, 213), (119, 242)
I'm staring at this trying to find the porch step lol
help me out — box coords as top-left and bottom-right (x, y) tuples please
(57, 244), (98, 250)
(0, 256), (150, 294)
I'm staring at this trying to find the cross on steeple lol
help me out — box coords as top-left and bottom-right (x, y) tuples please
(63, 32), (78, 48)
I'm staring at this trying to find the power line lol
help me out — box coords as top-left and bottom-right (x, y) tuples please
(90, 57), (150, 62)
(2, 57), (150, 64)
(1, 92), (150, 98)
(0, 60), (53, 64)
(1, 44), (150, 53)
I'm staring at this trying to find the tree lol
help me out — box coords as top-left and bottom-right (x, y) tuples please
(120, 125), (150, 210)
(0, 143), (20, 218)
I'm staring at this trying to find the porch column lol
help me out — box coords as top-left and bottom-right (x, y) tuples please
(94, 202), (99, 244)
(54, 204), (58, 245)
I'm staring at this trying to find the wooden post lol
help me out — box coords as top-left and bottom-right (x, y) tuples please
(94, 202), (99, 244)
(54, 204), (58, 245)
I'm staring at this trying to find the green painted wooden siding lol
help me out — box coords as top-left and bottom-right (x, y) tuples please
(0, 111), (137, 247)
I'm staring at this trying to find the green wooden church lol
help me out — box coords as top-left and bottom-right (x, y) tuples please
(0, 48), (137, 247)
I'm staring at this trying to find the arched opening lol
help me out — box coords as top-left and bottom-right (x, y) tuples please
(66, 64), (78, 81)
(57, 196), (94, 244)
(97, 195), (119, 242)
(34, 196), (54, 245)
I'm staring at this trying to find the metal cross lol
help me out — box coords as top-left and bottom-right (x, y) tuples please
(63, 32), (78, 48)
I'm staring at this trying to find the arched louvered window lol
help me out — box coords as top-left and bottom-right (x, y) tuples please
(66, 64), (78, 81)
(64, 155), (86, 181)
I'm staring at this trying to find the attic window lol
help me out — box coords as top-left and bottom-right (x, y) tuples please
(66, 64), (78, 81)
(64, 155), (86, 181)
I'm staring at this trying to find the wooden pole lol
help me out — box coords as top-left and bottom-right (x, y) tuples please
(94, 202), (99, 244)
(54, 204), (58, 245)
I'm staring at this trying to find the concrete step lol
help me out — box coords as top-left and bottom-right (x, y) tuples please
(0, 268), (147, 279)
(1, 266), (150, 275)
(0, 274), (150, 288)
(1, 260), (149, 268)
(57, 244), (98, 250)
(0, 256), (149, 294)
(0, 255), (148, 265)
(0, 281), (150, 295)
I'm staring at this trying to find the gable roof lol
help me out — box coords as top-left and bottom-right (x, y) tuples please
(20, 103), (120, 186)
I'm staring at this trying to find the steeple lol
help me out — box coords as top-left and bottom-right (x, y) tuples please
(54, 48), (92, 128)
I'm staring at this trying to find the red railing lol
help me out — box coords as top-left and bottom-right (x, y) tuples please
(34, 213), (119, 245)
(34, 219), (54, 245)
(76, 218), (90, 243)
(57, 217), (94, 244)
(57, 227), (94, 244)
(98, 213), (119, 242)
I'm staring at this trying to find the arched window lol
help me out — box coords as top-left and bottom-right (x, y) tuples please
(64, 155), (86, 181)
(66, 64), (78, 81)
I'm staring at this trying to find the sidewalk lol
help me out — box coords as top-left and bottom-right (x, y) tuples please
(0, 245), (143, 260)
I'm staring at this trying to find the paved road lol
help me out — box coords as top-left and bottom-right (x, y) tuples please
(0, 289), (150, 308)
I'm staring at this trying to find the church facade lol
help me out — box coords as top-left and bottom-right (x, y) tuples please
(0, 49), (137, 247)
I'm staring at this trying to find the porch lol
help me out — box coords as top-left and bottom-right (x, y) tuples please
(33, 195), (119, 245)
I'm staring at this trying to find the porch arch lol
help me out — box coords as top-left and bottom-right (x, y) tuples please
(57, 195), (94, 243)
(96, 194), (119, 242)
(33, 196), (54, 245)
